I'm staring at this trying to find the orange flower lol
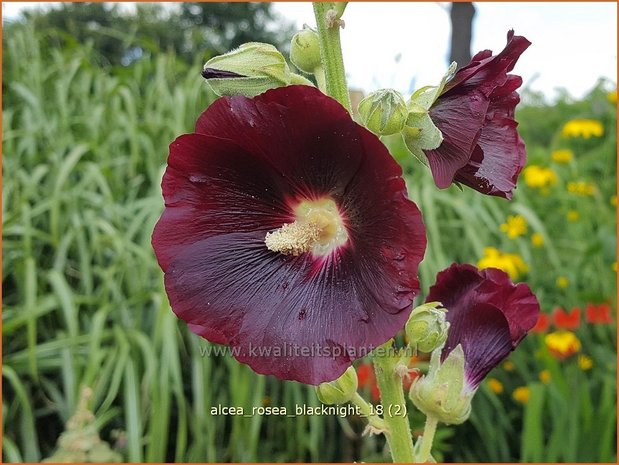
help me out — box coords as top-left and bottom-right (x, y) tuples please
(357, 363), (380, 401)
(531, 313), (550, 333)
(402, 369), (421, 392)
(553, 307), (580, 330)
(585, 303), (613, 324)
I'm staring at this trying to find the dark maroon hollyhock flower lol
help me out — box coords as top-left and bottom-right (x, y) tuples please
(152, 85), (427, 385)
(426, 263), (539, 389)
(425, 31), (531, 199)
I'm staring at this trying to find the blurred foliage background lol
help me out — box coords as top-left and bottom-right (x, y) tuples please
(3, 3), (616, 463)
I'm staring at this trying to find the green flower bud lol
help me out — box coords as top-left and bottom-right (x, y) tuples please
(202, 42), (293, 97)
(315, 366), (358, 405)
(405, 301), (449, 353)
(409, 345), (474, 425)
(358, 89), (408, 135)
(290, 26), (321, 74)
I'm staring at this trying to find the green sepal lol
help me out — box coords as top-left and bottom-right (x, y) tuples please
(401, 111), (443, 165)
(408, 61), (457, 110)
(315, 366), (358, 405)
(408, 344), (474, 425)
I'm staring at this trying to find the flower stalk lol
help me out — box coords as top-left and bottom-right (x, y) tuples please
(312, 2), (352, 112)
(372, 343), (415, 463)
(416, 414), (438, 462)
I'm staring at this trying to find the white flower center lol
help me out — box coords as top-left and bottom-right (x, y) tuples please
(265, 198), (348, 257)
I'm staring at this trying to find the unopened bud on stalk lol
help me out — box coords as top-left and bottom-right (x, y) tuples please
(202, 42), (311, 97)
(290, 26), (321, 74)
(409, 345), (474, 425)
(358, 89), (408, 135)
(316, 366), (358, 405)
(405, 301), (449, 353)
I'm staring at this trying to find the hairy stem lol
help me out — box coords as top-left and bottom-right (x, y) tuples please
(312, 2), (352, 112)
(372, 345), (415, 463)
(416, 415), (438, 463)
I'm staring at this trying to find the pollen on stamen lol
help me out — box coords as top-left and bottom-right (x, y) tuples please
(265, 221), (322, 256)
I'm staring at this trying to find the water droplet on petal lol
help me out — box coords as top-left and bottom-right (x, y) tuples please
(189, 174), (208, 183)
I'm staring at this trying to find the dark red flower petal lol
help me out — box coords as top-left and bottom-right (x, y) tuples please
(425, 31), (531, 199)
(152, 134), (292, 270)
(152, 85), (427, 385)
(444, 302), (513, 388)
(423, 90), (488, 188)
(426, 263), (540, 388)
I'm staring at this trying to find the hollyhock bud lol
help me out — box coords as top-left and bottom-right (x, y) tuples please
(316, 366), (358, 405)
(202, 42), (312, 97)
(290, 26), (321, 74)
(409, 345), (473, 425)
(358, 89), (408, 135)
(405, 302), (449, 353)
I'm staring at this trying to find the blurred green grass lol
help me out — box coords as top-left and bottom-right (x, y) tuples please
(3, 23), (617, 462)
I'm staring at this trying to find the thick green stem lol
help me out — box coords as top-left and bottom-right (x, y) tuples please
(372, 346), (415, 463)
(416, 415), (438, 463)
(312, 2), (352, 112)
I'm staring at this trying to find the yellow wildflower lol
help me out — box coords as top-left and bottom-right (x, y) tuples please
(487, 378), (504, 394)
(567, 210), (580, 222)
(551, 149), (573, 163)
(500, 215), (528, 239)
(545, 331), (581, 359)
(567, 181), (596, 196)
(539, 370), (551, 384)
(531, 233), (544, 247)
(613, 262), (617, 272)
(608, 90), (617, 104)
(503, 360), (515, 372)
(561, 119), (604, 139)
(578, 355), (593, 371)
(610, 195), (617, 207)
(556, 276), (569, 289)
(478, 247), (528, 280)
(523, 165), (558, 189)
(512, 386), (531, 404)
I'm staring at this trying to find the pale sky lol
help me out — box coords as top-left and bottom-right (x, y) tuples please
(3, 2), (616, 100)
(274, 2), (617, 100)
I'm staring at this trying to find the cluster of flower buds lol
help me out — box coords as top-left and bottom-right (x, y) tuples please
(404, 301), (473, 424)
(356, 63), (456, 164)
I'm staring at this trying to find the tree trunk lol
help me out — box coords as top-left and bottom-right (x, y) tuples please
(449, 2), (476, 68)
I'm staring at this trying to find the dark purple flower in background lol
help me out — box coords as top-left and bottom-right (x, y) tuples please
(152, 85), (427, 385)
(426, 263), (540, 389)
(425, 31), (531, 199)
